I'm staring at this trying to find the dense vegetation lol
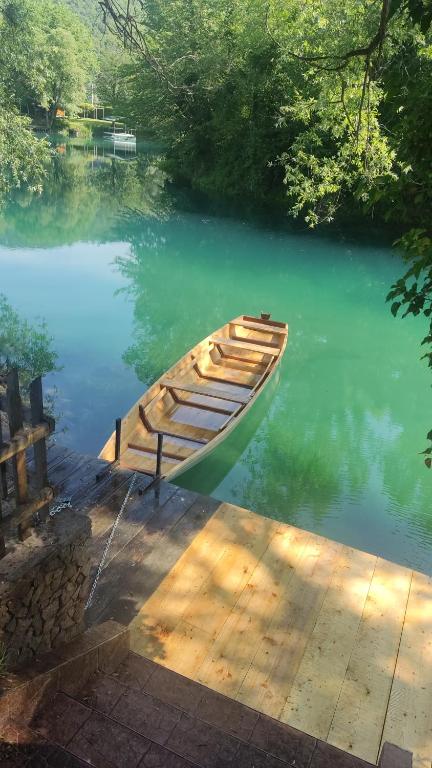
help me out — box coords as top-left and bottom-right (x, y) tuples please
(0, 0), (96, 202)
(1, 0), (432, 454)
(0, 295), (59, 386)
(98, 0), (432, 460)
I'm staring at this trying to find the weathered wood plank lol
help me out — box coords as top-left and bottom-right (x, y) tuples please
(162, 378), (251, 404)
(196, 525), (311, 698)
(279, 546), (376, 739)
(30, 376), (49, 492)
(181, 509), (280, 639)
(327, 558), (412, 763)
(86, 485), (203, 626)
(0, 423), (51, 464)
(236, 534), (342, 718)
(6, 369), (28, 505)
(211, 336), (280, 357)
(380, 571), (432, 768)
(230, 318), (288, 335)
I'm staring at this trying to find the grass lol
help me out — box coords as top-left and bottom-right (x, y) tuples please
(53, 117), (115, 138)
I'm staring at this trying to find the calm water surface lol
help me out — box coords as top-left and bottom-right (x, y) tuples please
(0, 139), (431, 573)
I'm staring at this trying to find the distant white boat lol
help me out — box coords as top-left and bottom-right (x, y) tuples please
(103, 131), (136, 142)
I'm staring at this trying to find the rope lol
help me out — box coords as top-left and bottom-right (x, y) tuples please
(85, 471), (138, 610)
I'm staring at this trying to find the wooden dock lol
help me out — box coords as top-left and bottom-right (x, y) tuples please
(39, 443), (431, 768)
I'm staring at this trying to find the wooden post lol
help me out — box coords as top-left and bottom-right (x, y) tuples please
(30, 376), (50, 524)
(0, 394), (8, 507)
(30, 377), (48, 490)
(156, 433), (163, 478)
(6, 369), (28, 507)
(0, 413), (8, 520)
(114, 418), (122, 461)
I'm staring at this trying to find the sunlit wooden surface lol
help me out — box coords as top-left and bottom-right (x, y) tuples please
(130, 502), (432, 768)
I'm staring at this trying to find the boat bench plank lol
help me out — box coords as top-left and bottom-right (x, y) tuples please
(211, 337), (280, 357)
(231, 319), (288, 336)
(162, 378), (251, 404)
(128, 439), (196, 461)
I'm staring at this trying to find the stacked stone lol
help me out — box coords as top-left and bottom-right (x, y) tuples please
(0, 511), (91, 669)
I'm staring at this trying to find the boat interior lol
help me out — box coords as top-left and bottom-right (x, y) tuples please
(102, 315), (288, 479)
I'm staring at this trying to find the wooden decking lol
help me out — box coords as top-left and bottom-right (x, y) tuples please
(37, 444), (431, 768)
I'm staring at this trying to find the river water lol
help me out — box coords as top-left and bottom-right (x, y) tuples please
(0, 138), (430, 572)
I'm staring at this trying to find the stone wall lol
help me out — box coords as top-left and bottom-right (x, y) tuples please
(0, 510), (91, 669)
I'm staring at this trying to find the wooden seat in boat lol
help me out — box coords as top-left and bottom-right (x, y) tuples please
(211, 336), (281, 356)
(230, 317), (288, 335)
(161, 378), (252, 404)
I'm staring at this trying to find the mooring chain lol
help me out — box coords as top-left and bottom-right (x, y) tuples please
(49, 498), (72, 517)
(85, 471), (138, 610)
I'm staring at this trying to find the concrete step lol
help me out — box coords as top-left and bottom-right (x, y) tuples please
(23, 651), (376, 768)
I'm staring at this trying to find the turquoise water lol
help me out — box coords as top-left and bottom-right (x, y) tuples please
(1, 139), (431, 573)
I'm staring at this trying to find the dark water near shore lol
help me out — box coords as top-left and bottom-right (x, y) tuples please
(0, 137), (431, 573)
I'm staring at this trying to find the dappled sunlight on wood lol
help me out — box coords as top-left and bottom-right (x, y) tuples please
(129, 501), (432, 767)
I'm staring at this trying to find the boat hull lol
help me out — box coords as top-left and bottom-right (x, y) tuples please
(99, 315), (288, 481)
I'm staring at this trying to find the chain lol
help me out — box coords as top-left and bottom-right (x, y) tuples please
(85, 471), (138, 610)
(49, 498), (72, 517)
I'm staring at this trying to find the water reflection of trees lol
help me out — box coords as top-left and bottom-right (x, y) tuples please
(114, 213), (432, 570)
(0, 141), (169, 248)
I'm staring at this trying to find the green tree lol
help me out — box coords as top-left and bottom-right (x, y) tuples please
(0, 0), (96, 127)
(0, 107), (49, 201)
(0, 294), (60, 387)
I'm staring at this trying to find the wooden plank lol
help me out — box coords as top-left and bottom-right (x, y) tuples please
(195, 363), (259, 388)
(0, 423), (51, 464)
(162, 378), (251, 404)
(196, 525), (311, 698)
(230, 318), (288, 335)
(380, 571), (432, 768)
(236, 534), (342, 717)
(6, 369), (28, 505)
(131, 503), (258, 674)
(30, 377), (49, 492)
(0, 413), (8, 506)
(139, 404), (210, 444)
(230, 333), (279, 349)
(242, 314), (287, 329)
(211, 337), (280, 357)
(170, 392), (234, 416)
(153, 413), (216, 444)
(279, 546), (377, 740)
(89, 489), (213, 627)
(182, 510), (281, 639)
(134, 619), (214, 679)
(128, 440), (195, 461)
(131, 502), (250, 640)
(327, 559), (412, 763)
(120, 448), (180, 477)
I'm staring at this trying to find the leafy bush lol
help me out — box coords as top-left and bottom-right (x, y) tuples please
(0, 294), (60, 388)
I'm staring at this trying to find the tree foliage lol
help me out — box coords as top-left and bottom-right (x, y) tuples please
(99, 0), (432, 460)
(0, 0), (95, 125)
(0, 295), (60, 387)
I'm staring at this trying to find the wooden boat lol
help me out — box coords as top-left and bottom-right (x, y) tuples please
(99, 314), (288, 481)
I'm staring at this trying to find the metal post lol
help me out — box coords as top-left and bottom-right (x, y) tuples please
(155, 433), (163, 478)
(114, 418), (122, 461)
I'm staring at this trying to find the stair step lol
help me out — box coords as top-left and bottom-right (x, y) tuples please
(28, 651), (375, 768)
